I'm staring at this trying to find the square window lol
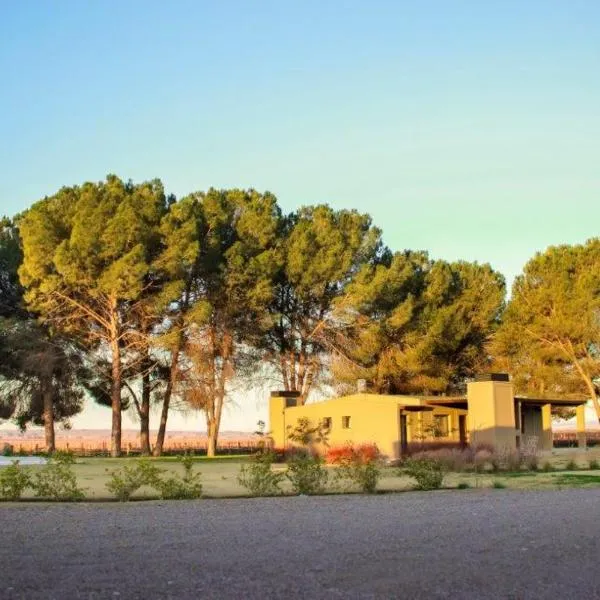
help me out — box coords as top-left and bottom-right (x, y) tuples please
(342, 416), (351, 429)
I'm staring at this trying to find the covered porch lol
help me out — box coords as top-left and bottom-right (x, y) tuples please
(516, 397), (588, 452)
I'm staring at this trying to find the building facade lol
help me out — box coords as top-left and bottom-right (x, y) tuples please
(269, 374), (587, 459)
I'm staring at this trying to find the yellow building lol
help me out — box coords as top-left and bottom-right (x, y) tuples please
(269, 374), (587, 459)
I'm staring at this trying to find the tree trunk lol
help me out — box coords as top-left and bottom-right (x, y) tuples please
(140, 366), (151, 456)
(42, 388), (55, 454)
(109, 305), (122, 457)
(153, 345), (180, 457)
(206, 419), (218, 458)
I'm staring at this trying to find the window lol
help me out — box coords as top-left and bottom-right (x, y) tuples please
(342, 416), (351, 429)
(322, 417), (332, 430)
(433, 414), (449, 437)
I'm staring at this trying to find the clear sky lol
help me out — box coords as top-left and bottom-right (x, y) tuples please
(1, 1), (599, 431)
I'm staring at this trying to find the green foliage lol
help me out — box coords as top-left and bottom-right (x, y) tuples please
(18, 176), (170, 456)
(541, 461), (555, 472)
(2, 443), (14, 456)
(32, 453), (85, 501)
(492, 480), (507, 489)
(336, 460), (381, 494)
(0, 460), (31, 500)
(492, 240), (600, 414)
(565, 459), (578, 471)
(457, 482), (471, 489)
(588, 459), (599, 470)
(156, 455), (203, 500)
(287, 417), (329, 449)
(402, 457), (446, 490)
(335, 252), (505, 395)
(237, 451), (284, 496)
(258, 204), (386, 399)
(331, 445), (382, 494)
(285, 453), (329, 495)
(105, 459), (163, 501)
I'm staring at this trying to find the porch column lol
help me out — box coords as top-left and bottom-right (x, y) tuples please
(576, 404), (587, 450)
(541, 404), (553, 451)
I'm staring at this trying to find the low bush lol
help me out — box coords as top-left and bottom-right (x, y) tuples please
(588, 459), (600, 470)
(402, 457), (446, 491)
(565, 459), (578, 471)
(331, 445), (382, 494)
(541, 461), (555, 472)
(492, 480), (507, 489)
(238, 451), (284, 497)
(33, 452), (85, 501)
(2, 443), (14, 457)
(326, 443), (379, 465)
(457, 482), (471, 490)
(0, 460), (31, 500)
(285, 452), (328, 495)
(156, 455), (202, 500)
(105, 459), (163, 501)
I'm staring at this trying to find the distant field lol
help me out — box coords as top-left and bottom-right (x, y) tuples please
(0, 430), (261, 456)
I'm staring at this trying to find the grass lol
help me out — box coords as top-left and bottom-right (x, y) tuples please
(553, 474), (600, 487)
(4, 450), (600, 501)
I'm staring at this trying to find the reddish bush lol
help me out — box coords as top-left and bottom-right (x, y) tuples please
(325, 443), (380, 465)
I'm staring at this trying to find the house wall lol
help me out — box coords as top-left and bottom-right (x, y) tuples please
(283, 395), (401, 458)
(467, 380), (517, 450)
(270, 393), (466, 459)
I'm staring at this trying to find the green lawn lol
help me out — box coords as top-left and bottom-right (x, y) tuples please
(4, 454), (600, 501)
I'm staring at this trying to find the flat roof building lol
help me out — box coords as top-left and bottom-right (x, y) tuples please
(269, 375), (587, 459)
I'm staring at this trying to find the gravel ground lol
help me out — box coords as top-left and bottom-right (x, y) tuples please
(1, 489), (600, 599)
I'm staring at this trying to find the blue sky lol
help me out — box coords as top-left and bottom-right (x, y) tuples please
(1, 1), (599, 431)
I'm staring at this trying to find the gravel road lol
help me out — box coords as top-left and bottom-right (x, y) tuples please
(2, 489), (600, 599)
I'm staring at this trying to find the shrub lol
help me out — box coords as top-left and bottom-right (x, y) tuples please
(492, 480), (506, 489)
(2, 443), (14, 457)
(332, 445), (382, 494)
(326, 443), (379, 465)
(33, 453), (85, 501)
(106, 460), (163, 501)
(286, 452), (328, 495)
(0, 460), (31, 500)
(404, 441), (465, 455)
(588, 459), (600, 470)
(565, 459), (578, 471)
(523, 454), (539, 471)
(238, 451), (284, 497)
(402, 457), (446, 491)
(541, 461), (555, 472)
(156, 455), (202, 500)
(457, 482), (471, 489)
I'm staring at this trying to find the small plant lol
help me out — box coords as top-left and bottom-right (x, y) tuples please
(331, 444), (381, 494)
(0, 460), (31, 500)
(402, 457), (446, 491)
(33, 453), (85, 501)
(2, 443), (14, 457)
(285, 452), (328, 495)
(106, 459), (163, 501)
(565, 459), (578, 471)
(523, 454), (539, 471)
(238, 451), (284, 497)
(541, 461), (555, 472)
(156, 455), (202, 500)
(492, 480), (506, 489)
(457, 482), (471, 490)
(588, 459), (600, 470)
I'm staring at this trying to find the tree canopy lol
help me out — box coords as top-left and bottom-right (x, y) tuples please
(4, 172), (598, 454)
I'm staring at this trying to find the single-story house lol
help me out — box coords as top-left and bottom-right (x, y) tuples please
(269, 373), (588, 459)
